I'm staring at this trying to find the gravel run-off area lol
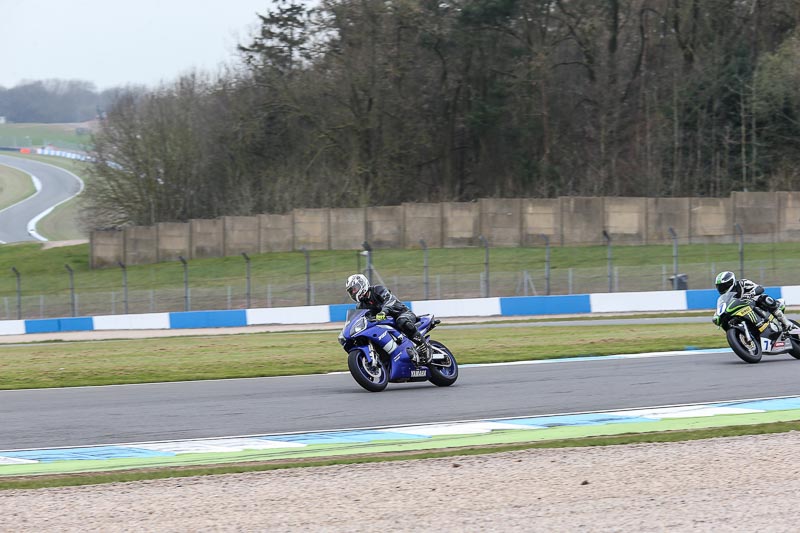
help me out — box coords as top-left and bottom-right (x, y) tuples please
(2, 431), (800, 532)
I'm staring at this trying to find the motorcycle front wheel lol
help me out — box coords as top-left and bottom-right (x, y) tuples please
(348, 349), (389, 392)
(727, 327), (762, 364)
(427, 341), (458, 387)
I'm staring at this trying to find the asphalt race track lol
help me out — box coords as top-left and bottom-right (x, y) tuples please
(0, 155), (83, 243)
(3, 348), (800, 450)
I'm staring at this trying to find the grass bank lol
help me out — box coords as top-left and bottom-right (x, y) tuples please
(0, 164), (35, 211)
(0, 123), (92, 150)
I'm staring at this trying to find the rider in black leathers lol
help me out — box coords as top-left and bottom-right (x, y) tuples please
(346, 274), (430, 363)
(715, 270), (794, 331)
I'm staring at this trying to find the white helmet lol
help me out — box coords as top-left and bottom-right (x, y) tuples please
(346, 274), (369, 302)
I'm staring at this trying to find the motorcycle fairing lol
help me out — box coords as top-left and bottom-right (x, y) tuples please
(340, 309), (432, 382)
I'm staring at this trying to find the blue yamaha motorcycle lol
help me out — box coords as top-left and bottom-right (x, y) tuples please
(338, 309), (459, 392)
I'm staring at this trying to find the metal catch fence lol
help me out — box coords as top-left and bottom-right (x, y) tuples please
(2, 256), (798, 321)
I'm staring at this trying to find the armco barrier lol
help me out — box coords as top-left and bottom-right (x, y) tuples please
(0, 286), (796, 336)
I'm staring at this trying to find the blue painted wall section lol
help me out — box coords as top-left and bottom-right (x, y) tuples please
(685, 289), (720, 310)
(329, 304), (357, 323)
(25, 317), (94, 334)
(5, 285), (800, 336)
(169, 310), (247, 329)
(499, 295), (592, 316)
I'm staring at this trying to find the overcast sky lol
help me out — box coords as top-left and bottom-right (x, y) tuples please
(0, 0), (282, 90)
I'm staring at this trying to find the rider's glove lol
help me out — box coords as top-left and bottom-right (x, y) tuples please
(712, 316), (720, 326)
(376, 312), (386, 321)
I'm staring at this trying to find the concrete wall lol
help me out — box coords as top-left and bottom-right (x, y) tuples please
(561, 197), (605, 245)
(330, 208), (365, 250)
(366, 206), (404, 248)
(90, 229), (124, 268)
(223, 216), (260, 256)
(604, 197), (646, 244)
(646, 198), (690, 244)
(124, 226), (158, 265)
(294, 209), (330, 251)
(91, 193), (800, 268)
(690, 198), (732, 244)
(480, 198), (522, 246)
(156, 222), (190, 262)
(442, 202), (480, 247)
(522, 199), (559, 246)
(190, 219), (223, 259)
(732, 192), (778, 243)
(778, 192), (800, 242)
(404, 202), (443, 248)
(259, 214), (293, 252)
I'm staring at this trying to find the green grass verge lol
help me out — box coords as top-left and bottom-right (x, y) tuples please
(0, 163), (35, 211)
(2, 420), (797, 490)
(0, 123), (92, 150)
(33, 195), (85, 241)
(0, 322), (724, 389)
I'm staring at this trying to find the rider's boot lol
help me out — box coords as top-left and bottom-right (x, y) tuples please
(774, 309), (795, 332)
(411, 333), (430, 364)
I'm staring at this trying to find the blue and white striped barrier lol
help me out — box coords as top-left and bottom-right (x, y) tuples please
(0, 286), (795, 336)
(35, 147), (92, 161)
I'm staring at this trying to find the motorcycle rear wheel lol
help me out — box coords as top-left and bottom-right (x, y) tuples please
(348, 349), (389, 392)
(427, 341), (458, 387)
(727, 327), (762, 364)
(787, 320), (800, 359)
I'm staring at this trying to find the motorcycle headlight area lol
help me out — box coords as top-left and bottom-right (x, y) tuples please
(350, 317), (368, 335)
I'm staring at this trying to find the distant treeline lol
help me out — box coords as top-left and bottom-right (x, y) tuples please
(85, 0), (800, 229)
(0, 79), (123, 123)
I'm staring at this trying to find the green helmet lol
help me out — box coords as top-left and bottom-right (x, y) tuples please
(715, 271), (735, 294)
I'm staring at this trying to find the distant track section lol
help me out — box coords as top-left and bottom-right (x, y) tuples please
(0, 155), (84, 244)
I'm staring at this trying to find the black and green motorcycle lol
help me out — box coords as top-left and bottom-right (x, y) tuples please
(713, 291), (800, 363)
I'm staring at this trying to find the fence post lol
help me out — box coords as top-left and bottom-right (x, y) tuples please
(478, 235), (489, 297)
(179, 256), (189, 311)
(11, 266), (21, 319)
(568, 268), (573, 294)
(242, 252), (251, 309)
(668, 227), (679, 289)
(602, 231), (612, 293)
(419, 239), (429, 300)
(118, 261), (128, 315)
(301, 247), (310, 306)
(362, 241), (373, 282)
(64, 264), (76, 317)
(735, 223), (744, 278)
(540, 234), (551, 296)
